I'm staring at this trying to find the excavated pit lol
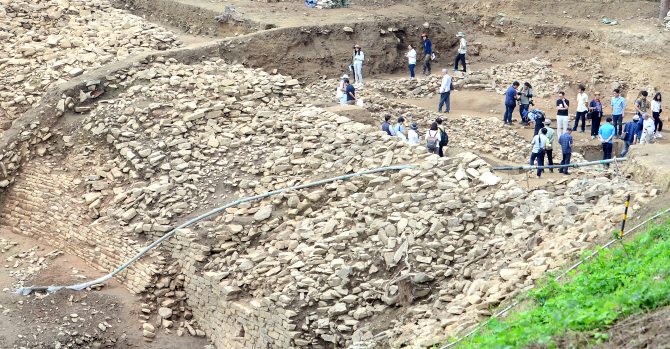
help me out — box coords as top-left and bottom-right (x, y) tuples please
(1, 0), (670, 349)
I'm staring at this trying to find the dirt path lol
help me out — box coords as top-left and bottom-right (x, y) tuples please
(0, 230), (211, 349)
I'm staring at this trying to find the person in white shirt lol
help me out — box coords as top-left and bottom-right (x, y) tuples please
(453, 32), (467, 73)
(406, 44), (417, 80)
(438, 69), (452, 113)
(425, 122), (442, 154)
(352, 44), (364, 85)
(337, 74), (349, 105)
(652, 92), (663, 138)
(640, 112), (656, 144)
(408, 123), (419, 144)
(573, 86), (589, 133)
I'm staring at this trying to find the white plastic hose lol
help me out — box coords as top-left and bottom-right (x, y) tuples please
(14, 165), (412, 295)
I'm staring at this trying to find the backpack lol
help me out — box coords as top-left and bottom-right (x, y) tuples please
(438, 126), (448, 146)
(427, 131), (438, 150)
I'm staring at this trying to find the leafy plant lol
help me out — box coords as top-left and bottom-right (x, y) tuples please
(453, 220), (670, 349)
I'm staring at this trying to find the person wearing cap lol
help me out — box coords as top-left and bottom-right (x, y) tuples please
(556, 91), (570, 137)
(503, 81), (519, 124)
(394, 117), (408, 141)
(558, 128), (573, 175)
(598, 117), (616, 168)
(621, 114), (641, 156)
(543, 119), (556, 172)
(352, 44), (365, 85)
(381, 115), (396, 137)
(438, 69), (452, 113)
(453, 32), (467, 73)
(610, 89), (626, 138)
(406, 44), (417, 80)
(408, 123), (419, 144)
(589, 91), (603, 139)
(573, 86), (589, 133)
(421, 34), (432, 76)
(337, 74), (349, 105)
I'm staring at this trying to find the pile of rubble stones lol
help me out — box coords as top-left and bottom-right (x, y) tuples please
(46, 56), (652, 348)
(0, 0), (182, 130)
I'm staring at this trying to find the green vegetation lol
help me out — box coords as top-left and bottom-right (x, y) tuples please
(454, 220), (670, 349)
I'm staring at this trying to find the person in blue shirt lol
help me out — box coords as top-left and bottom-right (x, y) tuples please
(344, 79), (357, 105)
(503, 81), (519, 124)
(621, 115), (641, 156)
(421, 33), (432, 76)
(394, 117), (408, 141)
(610, 89), (626, 138)
(558, 128), (573, 175)
(598, 117), (616, 168)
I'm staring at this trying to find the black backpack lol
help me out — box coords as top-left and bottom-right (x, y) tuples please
(439, 127), (449, 146)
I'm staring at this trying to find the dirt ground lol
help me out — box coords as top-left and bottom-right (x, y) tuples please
(3, 0), (670, 347)
(0, 230), (211, 349)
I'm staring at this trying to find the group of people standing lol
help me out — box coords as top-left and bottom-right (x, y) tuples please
(381, 116), (449, 156)
(522, 84), (664, 175)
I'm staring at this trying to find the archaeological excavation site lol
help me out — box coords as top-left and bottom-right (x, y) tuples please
(2, 0), (670, 348)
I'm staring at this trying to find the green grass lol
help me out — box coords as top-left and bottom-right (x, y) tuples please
(452, 220), (670, 349)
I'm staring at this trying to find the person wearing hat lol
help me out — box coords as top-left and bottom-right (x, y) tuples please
(558, 128), (573, 175)
(337, 74), (349, 105)
(352, 44), (365, 85)
(621, 114), (641, 156)
(503, 81), (520, 124)
(421, 34), (432, 76)
(408, 123), (419, 144)
(543, 119), (556, 172)
(453, 32), (467, 73)
(589, 91), (603, 139)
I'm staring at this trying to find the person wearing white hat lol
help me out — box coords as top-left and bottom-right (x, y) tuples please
(452, 32), (467, 73)
(337, 74), (349, 105)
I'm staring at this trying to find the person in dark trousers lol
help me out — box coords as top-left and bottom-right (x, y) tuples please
(421, 33), (432, 75)
(344, 79), (357, 105)
(530, 127), (549, 178)
(543, 120), (555, 173)
(598, 117), (616, 168)
(533, 110), (546, 136)
(381, 115), (395, 136)
(589, 91), (603, 139)
(503, 81), (520, 124)
(621, 115), (640, 157)
(436, 118), (448, 157)
(610, 89), (626, 139)
(652, 92), (663, 138)
(573, 86), (589, 133)
(453, 32), (466, 73)
(438, 69), (452, 113)
(558, 128), (573, 175)
(518, 82), (533, 126)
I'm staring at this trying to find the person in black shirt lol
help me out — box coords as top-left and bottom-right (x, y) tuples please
(556, 92), (570, 137)
(345, 79), (357, 105)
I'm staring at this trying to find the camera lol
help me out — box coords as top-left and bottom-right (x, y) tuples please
(529, 99), (535, 107)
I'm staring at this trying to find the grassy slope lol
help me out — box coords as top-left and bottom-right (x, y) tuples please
(450, 220), (670, 349)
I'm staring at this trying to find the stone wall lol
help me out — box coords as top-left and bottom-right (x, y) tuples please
(166, 229), (299, 349)
(0, 157), (157, 294)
